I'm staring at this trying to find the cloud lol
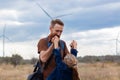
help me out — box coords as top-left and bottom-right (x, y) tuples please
(1, 26), (120, 59)
(62, 1), (120, 32)
(1, 0), (120, 29)
(0, 40), (39, 59)
(0, 9), (23, 27)
(0, 0), (120, 58)
(0, 10), (20, 19)
(63, 26), (120, 57)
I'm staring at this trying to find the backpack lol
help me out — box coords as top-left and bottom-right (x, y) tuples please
(27, 61), (43, 80)
(27, 39), (65, 80)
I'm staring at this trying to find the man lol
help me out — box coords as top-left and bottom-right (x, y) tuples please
(37, 19), (78, 80)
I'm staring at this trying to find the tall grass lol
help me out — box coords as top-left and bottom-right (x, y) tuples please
(78, 62), (120, 80)
(0, 64), (32, 80)
(0, 62), (120, 80)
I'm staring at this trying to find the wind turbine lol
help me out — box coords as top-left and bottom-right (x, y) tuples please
(115, 31), (120, 55)
(109, 31), (120, 55)
(0, 24), (11, 57)
(35, 2), (72, 20)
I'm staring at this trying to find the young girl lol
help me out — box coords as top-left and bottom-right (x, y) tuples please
(46, 48), (80, 80)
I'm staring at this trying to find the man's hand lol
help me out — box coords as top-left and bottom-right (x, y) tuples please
(70, 40), (77, 49)
(52, 36), (59, 49)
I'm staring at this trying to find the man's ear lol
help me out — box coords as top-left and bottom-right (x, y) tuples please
(50, 26), (53, 31)
(49, 26), (52, 32)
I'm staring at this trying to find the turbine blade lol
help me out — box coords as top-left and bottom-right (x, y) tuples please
(4, 36), (12, 42)
(54, 13), (72, 18)
(36, 2), (53, 19)
(107, 39), (116, 41)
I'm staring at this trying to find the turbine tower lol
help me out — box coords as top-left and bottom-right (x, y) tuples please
(110, 31), (120, 55)
(0, 24), (11, 57)
(115, 31), (120, 55)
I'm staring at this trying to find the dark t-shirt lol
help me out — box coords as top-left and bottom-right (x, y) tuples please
(37, 35), (69, 80)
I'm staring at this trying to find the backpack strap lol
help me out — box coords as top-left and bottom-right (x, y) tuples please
(33, 61), (39, 72)
(59, 40), (65, 51)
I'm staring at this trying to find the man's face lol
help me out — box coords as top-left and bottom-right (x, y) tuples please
(50, 23), (63, 38)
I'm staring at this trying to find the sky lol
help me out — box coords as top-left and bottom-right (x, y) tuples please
(0, 0), (120, 59)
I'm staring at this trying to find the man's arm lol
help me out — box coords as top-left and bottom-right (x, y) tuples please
(37, 38), (55, 63)
(39, 43), (54, 62)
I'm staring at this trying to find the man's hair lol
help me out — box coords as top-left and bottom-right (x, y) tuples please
(50, 19), (64, 27)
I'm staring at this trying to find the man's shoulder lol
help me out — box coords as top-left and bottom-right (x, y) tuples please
(39, 37), (48, 41)
(40, 37), (47, 40)
(38, 37), (48, 45)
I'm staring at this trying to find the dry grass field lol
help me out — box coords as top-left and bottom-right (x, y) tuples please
(0, 62), (120, 80)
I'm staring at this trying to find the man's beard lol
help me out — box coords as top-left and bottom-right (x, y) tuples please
(51, 33), (60, 38)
